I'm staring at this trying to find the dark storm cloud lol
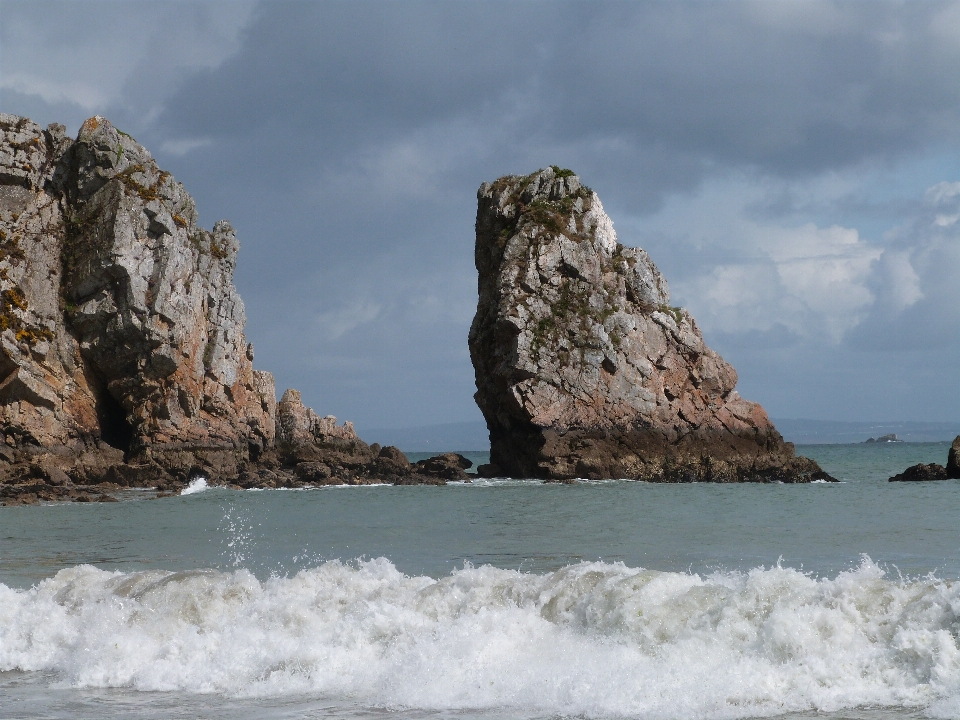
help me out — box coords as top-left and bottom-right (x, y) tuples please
(554, 3), (960, 167)
(161, 3), (545, 148)
(161, 2), (960, 197)
(150, 0), (960, 265)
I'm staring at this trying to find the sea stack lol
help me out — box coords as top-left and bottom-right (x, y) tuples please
(469, 167), (831, 482)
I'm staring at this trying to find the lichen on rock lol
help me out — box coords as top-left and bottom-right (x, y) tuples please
(469, 166), (832, 482)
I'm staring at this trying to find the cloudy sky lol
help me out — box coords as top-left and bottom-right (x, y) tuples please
(3, 0), (960, 433)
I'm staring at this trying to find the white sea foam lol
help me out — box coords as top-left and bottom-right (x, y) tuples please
(180, 477), (208, 495)
(2, 558), (960, 718)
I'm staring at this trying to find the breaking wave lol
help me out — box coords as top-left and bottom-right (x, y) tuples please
(180, 477), (208, 495)
(3, 558), (960, 719)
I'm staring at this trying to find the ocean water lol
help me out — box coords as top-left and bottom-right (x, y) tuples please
(2, 442), (960, 720)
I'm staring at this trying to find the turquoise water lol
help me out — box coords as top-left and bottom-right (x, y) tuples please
(2, 442), (960, 720)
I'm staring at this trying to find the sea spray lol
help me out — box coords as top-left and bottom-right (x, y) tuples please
(2, 558), (960, 718)
(218, 502), (258, 568)
(181, 477), (208, 495)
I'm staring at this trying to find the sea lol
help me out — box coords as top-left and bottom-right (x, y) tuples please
(3, 442), (960, 720)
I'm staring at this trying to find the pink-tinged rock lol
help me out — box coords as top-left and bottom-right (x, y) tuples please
(0, 113), (479, 501)
(469, 167), (831, 482)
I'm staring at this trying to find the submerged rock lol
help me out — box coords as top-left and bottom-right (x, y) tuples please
(0, 114), (459, 502)
(469, 167), (832, 482)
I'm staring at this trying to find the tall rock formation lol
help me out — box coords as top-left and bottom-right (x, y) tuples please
(469, 167), (830, 482)
(0, 113), (464, 502)
(0, 113), (273, 482)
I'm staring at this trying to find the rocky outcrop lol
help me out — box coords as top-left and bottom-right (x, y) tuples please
(889, 463), (948, 482)
(469, 167), (832, 482)
(947, 436), (960, 479)
(410, 452), (473, 481)
(885, 436), (960, 484)
(0, 114), (460, 504)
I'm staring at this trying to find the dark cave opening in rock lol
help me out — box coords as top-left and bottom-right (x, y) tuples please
(97, 388), (134, 454)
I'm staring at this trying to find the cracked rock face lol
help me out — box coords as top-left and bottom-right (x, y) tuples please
(469, 167), (829, 482)
(0, 114), (89, 452)
(0, 113), (470, 499)
(60, 116), (276, 473)
(0, 113), (275, 479)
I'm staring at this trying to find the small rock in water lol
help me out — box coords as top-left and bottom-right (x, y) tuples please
(888, 463), (948, 482)
(413, 453), (472, 481)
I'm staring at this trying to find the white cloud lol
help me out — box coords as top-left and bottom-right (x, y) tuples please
(1, 73), (109, 111)
(875, 251), (923, 310)
(160, 138), (212, 157)
(925, 181), (960, 206)
(632, 173), (960, 351)
(746, 1), (848, 35)
(0, 1), (255, 118)
(680, 222), (880, 343)
(763, 223), (880, 340)
(314, 300), (382, 340)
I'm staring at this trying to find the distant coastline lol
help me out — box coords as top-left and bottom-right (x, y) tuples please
(364, 419), (960, 453)
(771, 419), (960, 445)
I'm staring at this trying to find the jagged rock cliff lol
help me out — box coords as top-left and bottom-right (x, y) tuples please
(0, 114), (466, 503)
(0, 113), (274, 482)
(469, 167), (831, 482)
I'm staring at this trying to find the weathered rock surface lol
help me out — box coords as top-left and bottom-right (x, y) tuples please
(889, 463), (949, 482)
(0, 114), (458, 503)
(469, 167), (832, 482)
(410, 452), (472, 481)
(947, 436), (960, 479)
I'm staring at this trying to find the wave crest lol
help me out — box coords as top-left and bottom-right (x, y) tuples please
(2, 558), (960, 718)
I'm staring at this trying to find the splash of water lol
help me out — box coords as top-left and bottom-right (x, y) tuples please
(180, 478), (208, 496)
(217, 503), (257, 568)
